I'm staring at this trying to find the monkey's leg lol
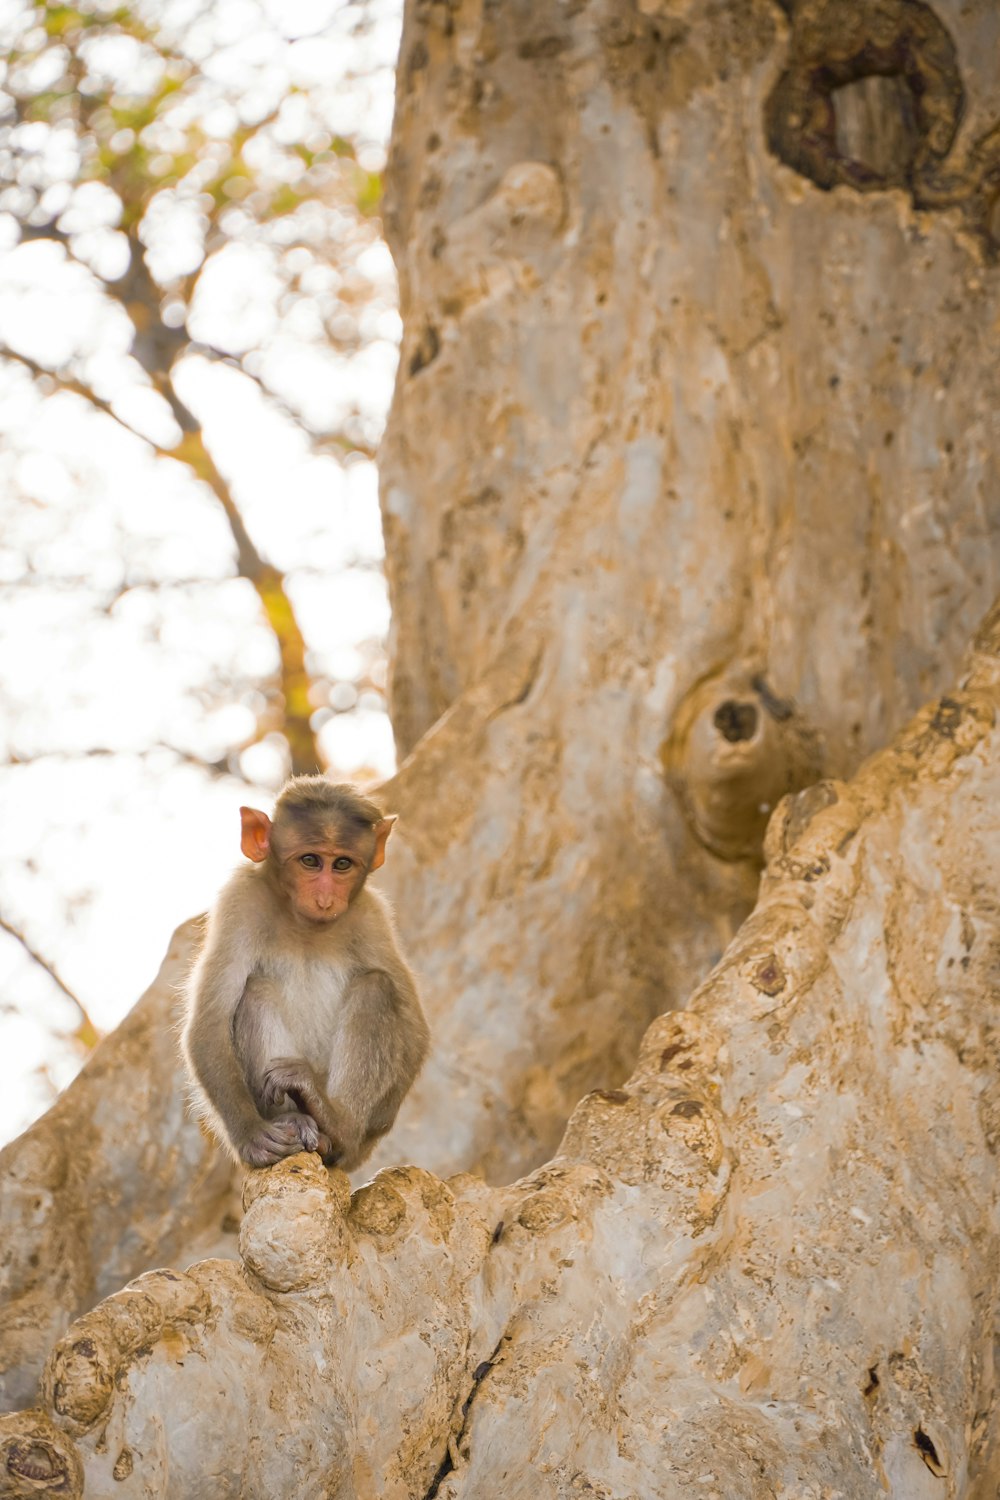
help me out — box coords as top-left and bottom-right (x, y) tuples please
(359, 1080), (412, 1155)
(326, 970), (422, 1172)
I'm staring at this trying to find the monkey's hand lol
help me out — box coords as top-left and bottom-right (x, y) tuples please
(240, 1113), (331, 1167)
(262, 1060), (305, 1111)
(261, 1058), (324, 1115)
(262, 1061), (348, 1166)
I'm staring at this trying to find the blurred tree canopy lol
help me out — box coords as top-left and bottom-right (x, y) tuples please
(0, 0), (401, 1137)
(1, 0), (399, 771)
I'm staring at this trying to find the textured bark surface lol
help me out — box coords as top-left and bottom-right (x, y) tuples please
(0, 924), (234, 1415)
(373, 0), (1000, 1190)
(3, 0), (1000, 1490)
(3, 605), (1000, 1496)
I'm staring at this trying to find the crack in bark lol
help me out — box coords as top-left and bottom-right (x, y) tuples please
(914, 1426), (946, 1477)
(422, 1336), (507, 1499)
(485, 642), (544, 722)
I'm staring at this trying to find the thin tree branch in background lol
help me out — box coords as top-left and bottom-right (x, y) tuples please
(115, 235), (321, 775)
(0, 0), (388, 782)
(2, 744), (234, 777)
(316, 432), (378, 462)
(0, 331), (321, 777)
(168, 426), (319, 774)
(195, 346), (379, 462)
(0, 914), (100, 1051)
(0, 344), (133, 434)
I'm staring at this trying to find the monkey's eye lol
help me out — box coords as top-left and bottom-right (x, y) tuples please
(333, 856), (353, 872)
(299, 854), (321, 869)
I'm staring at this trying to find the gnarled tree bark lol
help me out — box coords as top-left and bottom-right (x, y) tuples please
(3, 0), (1000, 1491)
(4, 603), (1000, 1496)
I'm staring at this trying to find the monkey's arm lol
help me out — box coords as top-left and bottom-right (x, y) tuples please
(182, 890), (317, 1166)
(183, 951), (259, 1143)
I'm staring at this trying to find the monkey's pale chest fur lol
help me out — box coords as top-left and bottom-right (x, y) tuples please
(239, 952), (356, 1065)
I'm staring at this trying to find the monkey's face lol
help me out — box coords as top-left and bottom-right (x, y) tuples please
(241, 803), (395, 924)
(279, 841), (370, 923)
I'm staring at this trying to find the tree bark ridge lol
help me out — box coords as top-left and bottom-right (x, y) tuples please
(3, 595), (998, 1496)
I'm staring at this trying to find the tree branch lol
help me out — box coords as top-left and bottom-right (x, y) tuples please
(1, 744), (235, 777)
(7, 601), (1000, 1494)
(0, 345), (136, 436)
(0, 331), (322, 776)
(0, 914), (99, 1050)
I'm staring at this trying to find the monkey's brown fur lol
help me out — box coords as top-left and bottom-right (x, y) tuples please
(182, 777), (429, 1170)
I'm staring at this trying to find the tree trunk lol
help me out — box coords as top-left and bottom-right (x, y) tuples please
(370, 0), (1000, 1183)
(4, 610), (1000, 1496)
(0, 926), (235, 1413)
(4, 0), (1000, 1492)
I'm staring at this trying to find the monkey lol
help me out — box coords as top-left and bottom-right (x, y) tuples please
(181, 777), (429, 1171)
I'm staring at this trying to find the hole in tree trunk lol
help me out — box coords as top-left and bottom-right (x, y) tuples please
(913, 1427), (946, 1477)
(832, 73), (919, 183)
(7, 1443), (62, 1482)
(713, 700), (759, 742)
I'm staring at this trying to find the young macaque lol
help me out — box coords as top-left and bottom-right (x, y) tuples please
(182, 777), (429, 1170)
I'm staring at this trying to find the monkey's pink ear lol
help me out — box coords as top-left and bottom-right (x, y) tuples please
(370, 815), (397, 871)
(240, 807), (272, 863)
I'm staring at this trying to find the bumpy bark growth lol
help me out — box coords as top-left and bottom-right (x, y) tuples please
(4, 603), (1000, 1496)
(373, 0), (1000, 1187)
(3, 0), (1000, 1490)
(0, 924), (233, 1414)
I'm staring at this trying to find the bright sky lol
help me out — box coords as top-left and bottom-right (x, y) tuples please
(0, 0), (403, 1143)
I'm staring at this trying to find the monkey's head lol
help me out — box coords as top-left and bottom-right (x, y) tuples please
(239, 778), (395, 924)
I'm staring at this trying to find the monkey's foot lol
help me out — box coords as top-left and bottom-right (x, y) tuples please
(241, 1113), (325, 1167)
(289, 1112), (333, 1160)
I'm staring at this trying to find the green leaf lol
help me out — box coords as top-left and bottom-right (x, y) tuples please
(355, 169), (383, 217)
(269, 184), (302, 218)
(26, 89), (74, 121)
(44, 6), (85, 37)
